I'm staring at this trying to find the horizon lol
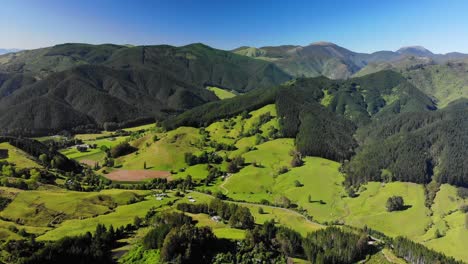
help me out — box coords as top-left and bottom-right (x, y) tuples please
(0, 41), (459, 56)
(1, 0), (468, 53)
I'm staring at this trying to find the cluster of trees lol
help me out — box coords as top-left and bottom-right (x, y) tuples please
(177, 198), (254, 229)
(290, 149), (304, 167)
(163, 86), (279, 130)
(303, 227), (369, 263)
(345, 107), (468, 187)
(226, 156), (245, 173)
(0, 162), (55, 190)
(184, 151), (223, 166)
(109, 142), (137, 158)
(392, 236), (463, 264)
(204, 166), (222, 186)
(0, 137), (81, 172)
(386, 196), (405, 212)
(242, 112), (273, 137)
(275, 80), (357, 162)
(141, 211), (218, 264)
(208, 141), (237, 151)
(2, 224), (127, 264)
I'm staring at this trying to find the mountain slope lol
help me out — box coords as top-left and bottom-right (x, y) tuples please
(355, 59), (468, 107)
(234, 42), (369, 79)
(234, 43), (468, 80)
(0, 65), (218, 135)
(0, 43), (291, 93)
(165, 70), (436, 162)
(0, 43), (291, 135)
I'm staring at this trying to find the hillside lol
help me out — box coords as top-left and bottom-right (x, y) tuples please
(355, 59), (468, 107)
(234, 42), (468, 80)
(164, 70), (464, 185)
(46, 103), (467, 262)
(165, 70), (468, 187)
(0, 43), (291, 135)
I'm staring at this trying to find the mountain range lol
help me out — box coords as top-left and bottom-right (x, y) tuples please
(0, 41), (467, 135)
(233, 42), (468, 79)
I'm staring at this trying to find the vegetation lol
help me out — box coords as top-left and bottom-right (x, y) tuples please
(386, 196), (405, 212)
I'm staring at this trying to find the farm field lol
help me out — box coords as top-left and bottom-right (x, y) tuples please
(0, 187), (149, 240)
(207, 86), (237, 99)
(7, 103), (466, 263)
(38, 196), (174, 240)
(104, 170), (172, 182)
(0, 143), (41, 169)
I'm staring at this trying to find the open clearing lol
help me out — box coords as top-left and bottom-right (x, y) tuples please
(105, 170), (171, 182)
(207, 86), (237, 99)
(0, 142), (41, 169)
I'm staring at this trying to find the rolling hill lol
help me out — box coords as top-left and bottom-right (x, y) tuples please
(356, 59), (468, 107)
(233, 42), (468, 79)
(0, 43), (291, 135)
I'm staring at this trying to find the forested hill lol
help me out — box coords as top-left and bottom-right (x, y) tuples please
(165, 71), (442, 175)
(0, 43), (291, 135)
(233, 42), (468, 79)
(165, 70), (468, 187)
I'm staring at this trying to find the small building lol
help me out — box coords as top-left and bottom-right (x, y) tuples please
(188, 198), (196, 203)
(156, 197), (163, 201)
(211, 216), (222, 222)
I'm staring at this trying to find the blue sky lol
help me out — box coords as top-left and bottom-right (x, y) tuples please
(1, 0), (467, 53)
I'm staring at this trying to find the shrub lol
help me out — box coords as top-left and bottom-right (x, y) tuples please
(386, 196), (405, 212)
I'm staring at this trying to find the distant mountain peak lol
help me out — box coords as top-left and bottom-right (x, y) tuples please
(397, 46), (433, 56)
(309, 41), (337, 46)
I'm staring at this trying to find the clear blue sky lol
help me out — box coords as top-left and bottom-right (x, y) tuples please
(1, 0), (467, 53)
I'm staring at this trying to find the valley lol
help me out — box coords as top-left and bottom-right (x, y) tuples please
(1, 99), (466, 263)
(0, 40), (467, 264)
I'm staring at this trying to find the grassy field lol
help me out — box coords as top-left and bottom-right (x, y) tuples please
(419, 184), (468, 261)
(38, 196), (174, 240)
(0, 143), (41, 169)
(117, 127), (204, 172)
(207, 86), (237, 99)
(61, 136), (128, 162)
(41, 103), (468, 261)
(0, 188), (148, 228)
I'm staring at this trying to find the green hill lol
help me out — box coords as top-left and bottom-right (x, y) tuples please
(0, 43), (291, 135)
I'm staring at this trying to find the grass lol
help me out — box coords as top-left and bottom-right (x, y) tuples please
(344, 182), (430, 239)
(187, 213), (246, 240)
(0, 143), (41, 169)
(60, 136), (128, 162)
(38, 196), (173, 241)
(245, 203), (324, 236)
(117, 127), (203, 172)
(118, 245), (160, 264)
(207, 86), (237, 99)
(0, 188), (148, 227)
(419, 184), (468, 262)
(37, 103), (468, 261)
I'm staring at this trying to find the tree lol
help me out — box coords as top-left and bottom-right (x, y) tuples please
(276, 196), (291, 208)
(142, 224), (171, 249)
(133, 216), (142, 228)
(290, 150), (304, 167)
(143, 161), (147, 170)
(308, 194), (312, 203)
(386, 196), (405, 212)
(228, 207), (254, 229)
(258, 207), (264, 214)
(160, 225), (216, 263)
(294, 180), (303, 187)
(39, 154), (49, 165)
